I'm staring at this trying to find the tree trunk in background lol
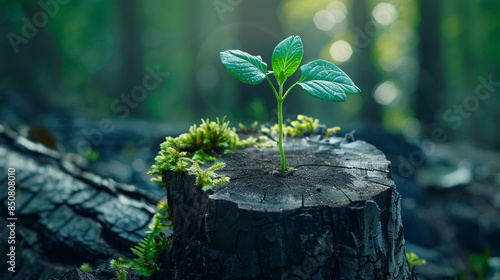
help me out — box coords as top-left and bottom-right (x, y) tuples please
(117, 0), (144, 114)
(415, 0), (444, 128)
(189, 1), (220, 119)
(4, 4), (62, 111)
(352, 0), (382, 123)
(439, 0), (500, 149)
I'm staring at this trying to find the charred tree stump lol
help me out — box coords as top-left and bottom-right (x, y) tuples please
(162, 138), (413, 280)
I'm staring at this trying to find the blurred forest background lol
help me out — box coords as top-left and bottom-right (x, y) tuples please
(1, 0), (499, 149)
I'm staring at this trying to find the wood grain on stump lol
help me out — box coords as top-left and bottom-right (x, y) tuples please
(162, 137), (413, 280)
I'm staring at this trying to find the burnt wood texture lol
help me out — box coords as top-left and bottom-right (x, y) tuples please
(162, 138), (414, 280)
(0, 125), (158, 280)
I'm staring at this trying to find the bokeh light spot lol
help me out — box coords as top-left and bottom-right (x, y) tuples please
(327, 1), (347, 23)
(373, 81), (400, 105)
(329, 40), (353, 63)
(372, 3), (397, 26)
(313, 10), (335, 31)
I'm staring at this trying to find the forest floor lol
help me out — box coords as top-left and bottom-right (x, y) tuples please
(1, 94), (499, 279)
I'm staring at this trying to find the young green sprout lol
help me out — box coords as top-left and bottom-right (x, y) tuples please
(220, 35), (361, 174)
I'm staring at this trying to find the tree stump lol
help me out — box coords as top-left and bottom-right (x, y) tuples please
(162, 137), (413, 280)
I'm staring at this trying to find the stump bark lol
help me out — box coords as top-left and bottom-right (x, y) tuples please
(162, 137), (413, 280)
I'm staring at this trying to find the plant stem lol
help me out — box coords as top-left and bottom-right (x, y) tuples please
(266, 75), (279, 100)
(278, 85), (285, 174)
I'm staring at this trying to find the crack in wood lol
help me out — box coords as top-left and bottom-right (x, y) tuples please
(367, 179), (396, 190)
(340, 189), (354, 203)
(293, 163), (388, 174)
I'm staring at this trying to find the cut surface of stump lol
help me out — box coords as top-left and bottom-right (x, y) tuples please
(162, 137), (413, 280)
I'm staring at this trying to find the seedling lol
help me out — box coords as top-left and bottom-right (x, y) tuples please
(220, 35), (360, 174)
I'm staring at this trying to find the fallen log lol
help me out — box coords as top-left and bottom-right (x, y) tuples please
(0, 125), (159, 280)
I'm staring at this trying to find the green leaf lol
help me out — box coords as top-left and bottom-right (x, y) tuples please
(298, 59), (361, 102)
(220, 50), (268, 84)
(272, 35), (303, 85)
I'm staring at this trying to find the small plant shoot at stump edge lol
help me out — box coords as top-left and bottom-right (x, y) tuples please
(220, 35), (361, 174)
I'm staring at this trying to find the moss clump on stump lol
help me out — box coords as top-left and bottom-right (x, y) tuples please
(148, 117), (274, 191)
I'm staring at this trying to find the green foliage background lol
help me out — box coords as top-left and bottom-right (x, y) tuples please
(1, 0), (499, 148)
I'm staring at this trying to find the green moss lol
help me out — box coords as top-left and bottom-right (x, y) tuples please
(188, 162), (229, 191)
(179, 117), (234, 153)
(406, 252), (427, 267)
(238, 121), (259, 133)
(261, 114), (341, 138)
(79, 263), (93, 272)
(261, 114), (318, 137)
(149, 115), (341, 190)
(148, 117), (275, 191)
